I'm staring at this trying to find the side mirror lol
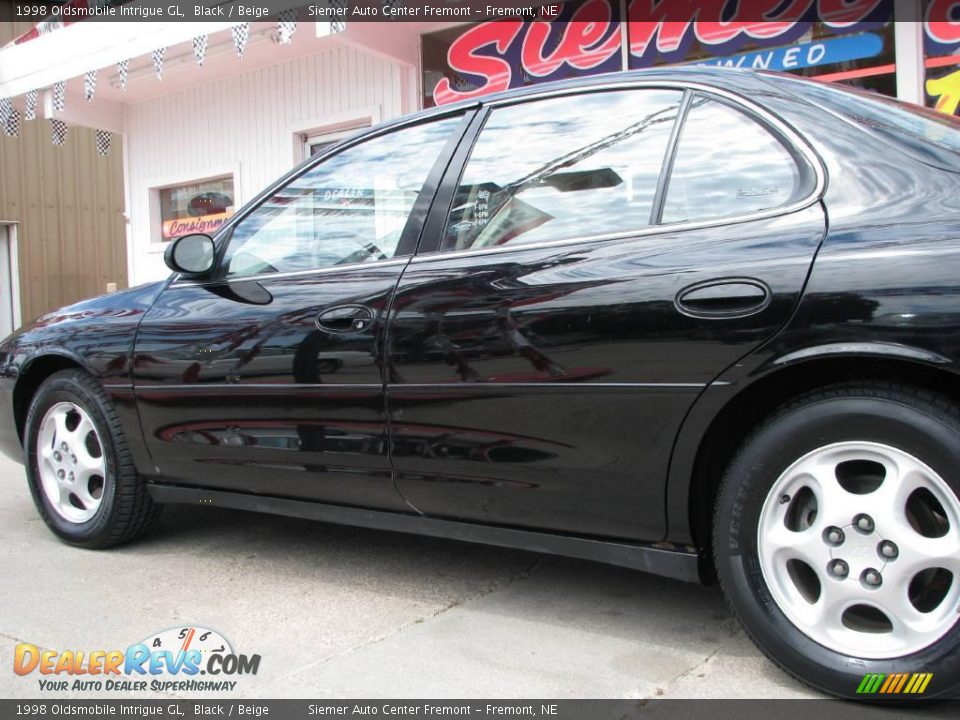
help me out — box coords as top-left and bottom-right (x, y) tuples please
(164, 233), (216, 276)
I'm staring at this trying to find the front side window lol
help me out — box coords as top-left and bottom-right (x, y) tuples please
(222, 115), (461, 279)
(444, 89), (684, 252)
(662, 97), (803, 225)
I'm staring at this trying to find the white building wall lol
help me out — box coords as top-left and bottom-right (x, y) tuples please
(124, 44), (412, 285)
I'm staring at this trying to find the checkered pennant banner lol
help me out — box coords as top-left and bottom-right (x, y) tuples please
(232, 23), (250, 58)
(53, 81), (66, 112)
(277, 9), (297, 44)
(193, 34), (208, 66)
(24, 89), (38, 121)
(152, 47), (166, 79)
(117, 59), (129, 91)
(95, 129), (111, 156)
(0, 97), (11, 124)
(51, 118), (67, 147)
(330, 0), (346, 33)
(84, 69), (97, 102)
(3, 108), (19, 137)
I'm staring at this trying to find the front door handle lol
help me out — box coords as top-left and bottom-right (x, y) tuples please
(316, 305), (375, 333)
(675, 279), (771, 319)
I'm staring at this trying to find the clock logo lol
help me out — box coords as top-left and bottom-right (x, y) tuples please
(142, 626), (234, 669)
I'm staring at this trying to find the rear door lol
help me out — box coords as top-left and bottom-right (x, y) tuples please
(134, 110), (469, 509)
(385, 87), (826, 540)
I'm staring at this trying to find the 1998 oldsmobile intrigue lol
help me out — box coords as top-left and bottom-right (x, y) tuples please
(2, 68), (960, 698)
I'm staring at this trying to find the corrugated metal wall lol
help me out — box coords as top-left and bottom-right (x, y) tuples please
(125, 44), (412, 284)
(0, 21), (128, 324)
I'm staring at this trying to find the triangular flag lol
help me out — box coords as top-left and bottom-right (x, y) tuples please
(193, 34), (208, 66)
(117, 59), (129, 91)
(51, 118), (67, 147)
(84, 69), (97, 102)
(231, 23), (250, 59)
(152, 47), (165, 79)
(331, 0), (346, 33)
(278, 9), (297, 44)
(25, 89), (38, 120)
(95, 129), (111, 156)
(53, 81), (66, 112)
(4, 108), (21, 137)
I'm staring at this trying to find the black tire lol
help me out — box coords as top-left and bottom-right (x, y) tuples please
(24, 369), (160, 548)
(713, 382), (960, 699)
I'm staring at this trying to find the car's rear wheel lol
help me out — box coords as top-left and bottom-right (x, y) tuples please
(714, 383), (960, 699)
(24, 369), (159, 547)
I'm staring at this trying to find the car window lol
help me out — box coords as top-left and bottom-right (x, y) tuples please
(443, 89), (684, 252)
(222, 115), (461, 279)
(662, 96), (803, 225)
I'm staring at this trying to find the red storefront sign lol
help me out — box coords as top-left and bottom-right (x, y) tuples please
(431, 0), (956, 108)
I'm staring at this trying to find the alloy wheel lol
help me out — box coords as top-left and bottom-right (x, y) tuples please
(36, 401), (108, 524)
(758, 441), (960, 658)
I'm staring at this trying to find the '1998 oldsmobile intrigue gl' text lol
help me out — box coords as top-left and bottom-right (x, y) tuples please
(2, 68), (960, 698)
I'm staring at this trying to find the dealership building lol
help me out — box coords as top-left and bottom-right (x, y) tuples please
(0, 0), (958, 317)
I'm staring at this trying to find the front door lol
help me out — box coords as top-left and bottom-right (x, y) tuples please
(133, 112), (466, 510)
(386, 88), (826, 540)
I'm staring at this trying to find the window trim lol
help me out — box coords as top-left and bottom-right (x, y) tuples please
(413, 80), (826, 265)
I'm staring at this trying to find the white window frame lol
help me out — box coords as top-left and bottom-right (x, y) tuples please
(0, 222), (21, 332)
(288, 106), (381, 164)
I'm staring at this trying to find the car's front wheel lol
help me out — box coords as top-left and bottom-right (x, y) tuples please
(24, 369), (159, 548)
(714, 383), (960, 699)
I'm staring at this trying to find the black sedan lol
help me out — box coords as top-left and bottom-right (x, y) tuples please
(2, 68), (960, 699)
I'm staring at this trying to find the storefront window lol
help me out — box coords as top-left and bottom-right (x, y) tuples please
(421, 0), (623, 108)
(924, 0), (960, 117)
(157, 176), (235, 242)
(627, 2), (896, 98)
(421, 0), (900, 107)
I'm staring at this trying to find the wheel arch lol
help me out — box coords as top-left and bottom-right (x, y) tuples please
(676, 350), (960, 580)
(13, 353), (90, 443)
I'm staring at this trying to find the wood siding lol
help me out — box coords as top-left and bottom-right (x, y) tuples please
(0, 21), (127, 324)
(0, 124), (127, 324)
(125, 44), (413, 284)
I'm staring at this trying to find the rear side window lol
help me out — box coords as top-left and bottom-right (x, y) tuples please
(443, 89), (684, 252)
(662, 97), (803, 225)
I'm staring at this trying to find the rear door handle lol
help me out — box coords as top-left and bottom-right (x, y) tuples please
(675, 279), (771, 319)
(316, 305), (375, 333)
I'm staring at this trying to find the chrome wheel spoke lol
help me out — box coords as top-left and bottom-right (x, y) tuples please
(765, 523), (828, 569)
(73, 480), (98, 511)
(74, 445), (105, 482)
(809, 575), (858, 629)
(898, 531), (960, 576)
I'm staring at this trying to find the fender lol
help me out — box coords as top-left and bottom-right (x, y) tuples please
(663, 340), (958, 547)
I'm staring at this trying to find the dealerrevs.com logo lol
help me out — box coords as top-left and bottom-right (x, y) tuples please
(857, 672), (933, 695)
(14, 626), (260, 693)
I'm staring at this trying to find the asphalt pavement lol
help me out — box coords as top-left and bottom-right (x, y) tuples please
(0, 452), (818, 699)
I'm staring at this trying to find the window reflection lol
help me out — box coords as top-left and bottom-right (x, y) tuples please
(223, 115), (461, 278)
(662, 97), (802, 225)
(445, 90), (684, 251)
